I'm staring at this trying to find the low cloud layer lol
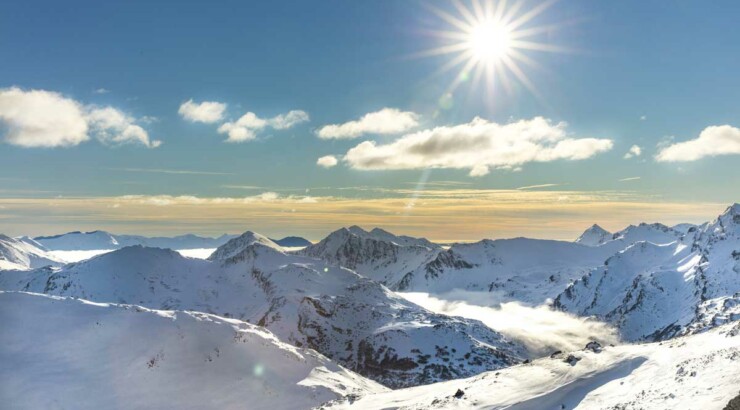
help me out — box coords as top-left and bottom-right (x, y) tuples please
(178, 99), (227, 124)
(401, 291), (619, 357)
(0, 87), (159, 148)
(218, 110), (309, 142)
(316, 108), (419, 139)
(344, 117), (613, 177)
(655, 125), (740, 162)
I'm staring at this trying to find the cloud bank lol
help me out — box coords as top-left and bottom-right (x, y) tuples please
(178, 99), (227, 124)
(344, 117), (613, 177)
(655, 125), (740, 162)
(0, 87), (159, 148)
(316, 108), (420, 139)
(218, 110), (309, 142)
(401, 291), (619, 357)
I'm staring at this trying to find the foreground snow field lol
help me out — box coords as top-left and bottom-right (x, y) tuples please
(0, 291), (387, 410)
(323, 322), (740, 410)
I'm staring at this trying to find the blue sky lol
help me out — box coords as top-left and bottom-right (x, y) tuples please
(0, 0), (738, 239)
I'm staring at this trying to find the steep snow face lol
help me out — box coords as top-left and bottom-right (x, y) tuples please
(556, 204), (740, 341)
(34, 230), (237, 250)
(298, 226), (442, 287)
(324, 321), (740, 410)
(396, 238), (619, 304)
(0, 238), (526, 388)
(575, 224), (612, 246)
(0, 291), (386, 410)
(0, 234), (62, 270)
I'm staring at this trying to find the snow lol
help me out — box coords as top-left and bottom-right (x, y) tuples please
(324, 322), (740, 409)
(0, 291), (386, 409)
(0, 239), (527, 388)
(34, 230), (237, 251)
(0, 234), (62, 270)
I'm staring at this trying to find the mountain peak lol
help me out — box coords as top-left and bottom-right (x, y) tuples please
(575, 224), (611, 246)
(208, 231), (282, 261)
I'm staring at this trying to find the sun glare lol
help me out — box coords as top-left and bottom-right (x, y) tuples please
(418, 0), (566, 104)
(469, 21), (511, 62)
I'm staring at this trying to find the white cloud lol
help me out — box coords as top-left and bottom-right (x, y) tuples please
(618, 176), (641, 182)
(87, 107), (161, 148)
(640, 115), (646, 121)
(316, 155), (338, 168)
(0, 87), (158, 148)
(178, 99), (227, 124)
(217, 110), (309, 143)
(655, 125), (740, 162)
(93, 88), (110, 94)
(344, 117), (613, 177)
(316, 108), (420, 139)
(623, 144), (642, 159)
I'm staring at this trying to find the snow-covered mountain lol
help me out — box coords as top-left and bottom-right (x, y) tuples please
(298, 226), (442, 286)
(270, 236), (312, 247)
(393, 238), (624, 304)
(0, 234), (62, 270)
(555, 203), (740, 341)
(324, 320), (740, 409)
(0, 232), (526, 388)
(575, 224), (612, 246)
(34, 230), (238, 250)
(0, 291), (386, 410)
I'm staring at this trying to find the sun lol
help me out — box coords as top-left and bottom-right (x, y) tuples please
(417, 0), (567, 103)
(468, 20), (512, 63)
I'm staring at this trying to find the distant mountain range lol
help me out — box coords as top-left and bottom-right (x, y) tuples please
(31, 230), (311, 250)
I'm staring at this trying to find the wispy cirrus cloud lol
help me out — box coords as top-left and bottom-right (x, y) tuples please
(107, 168), (233, 176)
(217, 110), (309, 142)
(178, 99), (227, 124)
(516, 183), (562, 190)
(343, 117), (613, 177)
(655, 125), (740, 162)
(316, 108), (420, 139)
(0, 87), (160, 148)
(618, 176), (641, 182)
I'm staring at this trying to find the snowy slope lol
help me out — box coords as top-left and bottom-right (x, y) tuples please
(323, 321), (740, 410)
(298, 226), (442, 287)
(0, 234), (62, 270)
(34, 230), (237, 250)
(555, 204), (740, 341)
(0, 233), (526, 388)
(575, 224), (612, 246)
(395, 238), (620, 304)
(0, 291), (386, 410)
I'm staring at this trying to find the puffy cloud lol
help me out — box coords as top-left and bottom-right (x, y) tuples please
(655, 125), (740, 162)
(316, 108), (420, 139)
(87, 107), (161, 148)
(316, 155), (338, 168)
(178, 99), (227, 123)
(0, 87), (158, 148)
(217, 110), (309, 143)
(344, 117), (613, 177)
(623, 144), (642, 159)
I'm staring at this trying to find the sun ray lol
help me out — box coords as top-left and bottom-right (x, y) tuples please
(417, 0), (567, 106)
